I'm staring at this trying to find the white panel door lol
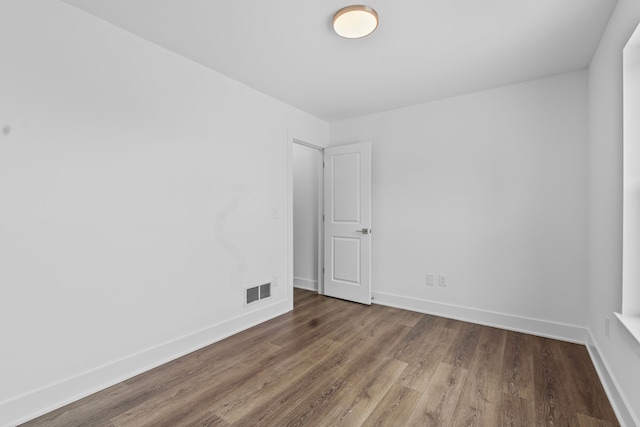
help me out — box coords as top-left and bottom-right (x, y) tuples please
(323, 141), (371, 305)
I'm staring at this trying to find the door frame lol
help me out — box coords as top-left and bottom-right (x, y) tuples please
(288, 137), (325, 299)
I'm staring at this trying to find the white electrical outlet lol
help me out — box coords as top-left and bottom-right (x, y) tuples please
(427, 273), (435, 286)
(438, 274), (447, 287)
(605, 315), (610, 337)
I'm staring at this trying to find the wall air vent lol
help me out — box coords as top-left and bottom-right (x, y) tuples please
(259, 283), (271, 299)
(245, 281), (272, 306)
(246, 286), (259, 304)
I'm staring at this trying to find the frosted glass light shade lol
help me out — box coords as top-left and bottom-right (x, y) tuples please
(333, 5), (378, 39)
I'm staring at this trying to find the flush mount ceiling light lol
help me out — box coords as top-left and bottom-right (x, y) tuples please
(333, 5), (379, 39)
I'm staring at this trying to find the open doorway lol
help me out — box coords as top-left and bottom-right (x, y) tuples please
(289, 139), (372, 306)
(292, 141), (323, 294)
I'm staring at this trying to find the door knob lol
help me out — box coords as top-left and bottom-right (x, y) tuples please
(356, 228), (371, 234)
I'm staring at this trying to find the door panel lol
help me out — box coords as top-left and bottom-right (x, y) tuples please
(332, 237), (361, 284)
(332, 152), (361, 223)
(324, 141), (371, 305)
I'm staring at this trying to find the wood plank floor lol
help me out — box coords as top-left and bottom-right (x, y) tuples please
(22, 289), (619, 426)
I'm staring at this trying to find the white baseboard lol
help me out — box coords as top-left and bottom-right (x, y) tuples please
(293, 277), (318, 292)
(586, 332), (638, 427)
(371, 291), (587, 344)
(0, 299), (292, 427)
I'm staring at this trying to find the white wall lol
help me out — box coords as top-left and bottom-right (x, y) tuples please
(331, 71), (589, 341)
(588, 0), (640, 424)
(0, 1), (328, 425)
(623, 28), (640, 319)
(293, 144), (321, 291)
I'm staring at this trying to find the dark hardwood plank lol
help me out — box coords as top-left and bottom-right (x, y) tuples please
(388, 315), (441, 362)
(501, 331), (535, 400)
(228, 339), (344, 419)
(186, 338), (341, 426)
(323, 358), (407, 427)
(532, 336), (581, 427)
(442, 321), (483, 369)
(396, 325), (458, 392)
(406, 362), (469, 426)
(277, 356), (407, 426)
(450, 326), (507, 426)
(382, 306), (425, 328)
(323, 302), (395, 344)
(554, 340), (619, 423)
(361, 384), (422, 427)
(502, 394), (536, 427)
(23, 383), (131, 427)
(577, 413), (616, 427)
(110, 342), (284, 427)
(231, 312), (412, 426)
(21, 290), (620, 427)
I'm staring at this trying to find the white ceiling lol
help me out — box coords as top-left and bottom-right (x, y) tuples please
(61, 0), (616, 122)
